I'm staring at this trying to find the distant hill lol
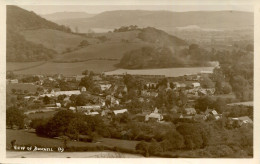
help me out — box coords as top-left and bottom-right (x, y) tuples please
(54, 10), (253, 33)
(42, 12), (95, 21)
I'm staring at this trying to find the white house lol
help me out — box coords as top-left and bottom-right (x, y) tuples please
(56, 103), (61, 107)
(145, 113), (163, 122)
(184, 108), (197, 115)
(113, 109), (128, 115)
(69, 106), (76, 111)
(192, 82), (200, 88)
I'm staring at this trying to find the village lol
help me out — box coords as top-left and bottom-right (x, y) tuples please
(6, 68), (253, 130)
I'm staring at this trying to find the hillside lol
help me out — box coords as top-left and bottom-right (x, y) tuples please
(138, 27), (187, 47)
(42, 12), (95, 21)
(7, 6), (75, 62)
(118, 44), (212, 69)
(54, 10), (253, 33)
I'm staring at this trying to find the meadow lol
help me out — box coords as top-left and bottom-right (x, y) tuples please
(8, 60), (118, 75)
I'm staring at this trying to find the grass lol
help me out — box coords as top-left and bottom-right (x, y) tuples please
(6, 129), (139, 151)
(7, 61), (45, 71)
(6, 83), (38, 93)
(11, 60), (118, 75)
(56, 41), (148, 62)
(20, 29), (91, 53)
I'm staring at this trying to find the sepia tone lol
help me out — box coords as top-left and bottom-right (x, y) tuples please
(5, 5), (253, 158)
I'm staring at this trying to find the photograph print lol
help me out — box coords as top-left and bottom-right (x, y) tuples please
(5, 4), (254, 158)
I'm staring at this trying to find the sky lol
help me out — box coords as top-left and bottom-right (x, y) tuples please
(18, 5), (254, 15)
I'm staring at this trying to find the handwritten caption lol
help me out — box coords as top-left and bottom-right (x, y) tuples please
(13, 145), (64, 152)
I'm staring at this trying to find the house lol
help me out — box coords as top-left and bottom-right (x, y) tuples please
(93, 75), (102, 81)
(193, 114), (207, 121)
(184, 108), (197, 115)
(77, 105), (101, 111)
(80, 87), (87, 92)
(192, 82), (200, 88)
(7, 79), (18, 84)
(56, 103), (61, 107)
(76, 75), (85, 81)
(179, 114), (193, 120)
(146, 82), (157, 89)
(54, 90), (81, 97)
(69, 106), (76, 111)
(84, 111), (99, 116)
(99, 83), (112, 91)
(145, 113), (163, 122)
(113, 109), (128, 115)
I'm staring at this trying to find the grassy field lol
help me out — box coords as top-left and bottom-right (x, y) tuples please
(6, 129), (139, 150)
(20, 29), (95, 53)
(56, 41), (148, 62)
(7, 62), (46, 71)
(9, 60), (118, 75)
(6, 83), (38, 93)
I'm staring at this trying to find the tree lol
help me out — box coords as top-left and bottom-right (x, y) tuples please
(195, 96), (215, 112)
(82, 70), (89, 75)
(79, 76), (94, 91)
(58, 94), (66, 103)
(6, 106), (25, 129)
(230, 75), (250, 100)
(11, 89), (16, 94)
(200, 77), (214, 88)
(43, 96), (50, 104)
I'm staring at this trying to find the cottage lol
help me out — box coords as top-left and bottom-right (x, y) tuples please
(56, 103), (61, 107)
(192, 82), (200, 88)
(145, 113), (163, 122)
(54, 90), (81, 97)
(80, 87), (87, 92)
(77, 105), (101, 111)
(69, 106), (76, 111)
(84, 111), (99, 116)
(7, 79), (19, 84)
(100, 83), (112, 91)
(184, 108), (196, 115)
(113, 109), (128, 115)
(76, 75), (85, 81)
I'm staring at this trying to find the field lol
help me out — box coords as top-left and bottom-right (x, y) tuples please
(6, 129), (139, 150)
(7, 61), (46, 71)
(8, 60), (118, 75)
(104, 67), (215, 77)
(20, 29), (92, 53)
(56, 41), (148, 62)
(6, 83), (38, 93)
